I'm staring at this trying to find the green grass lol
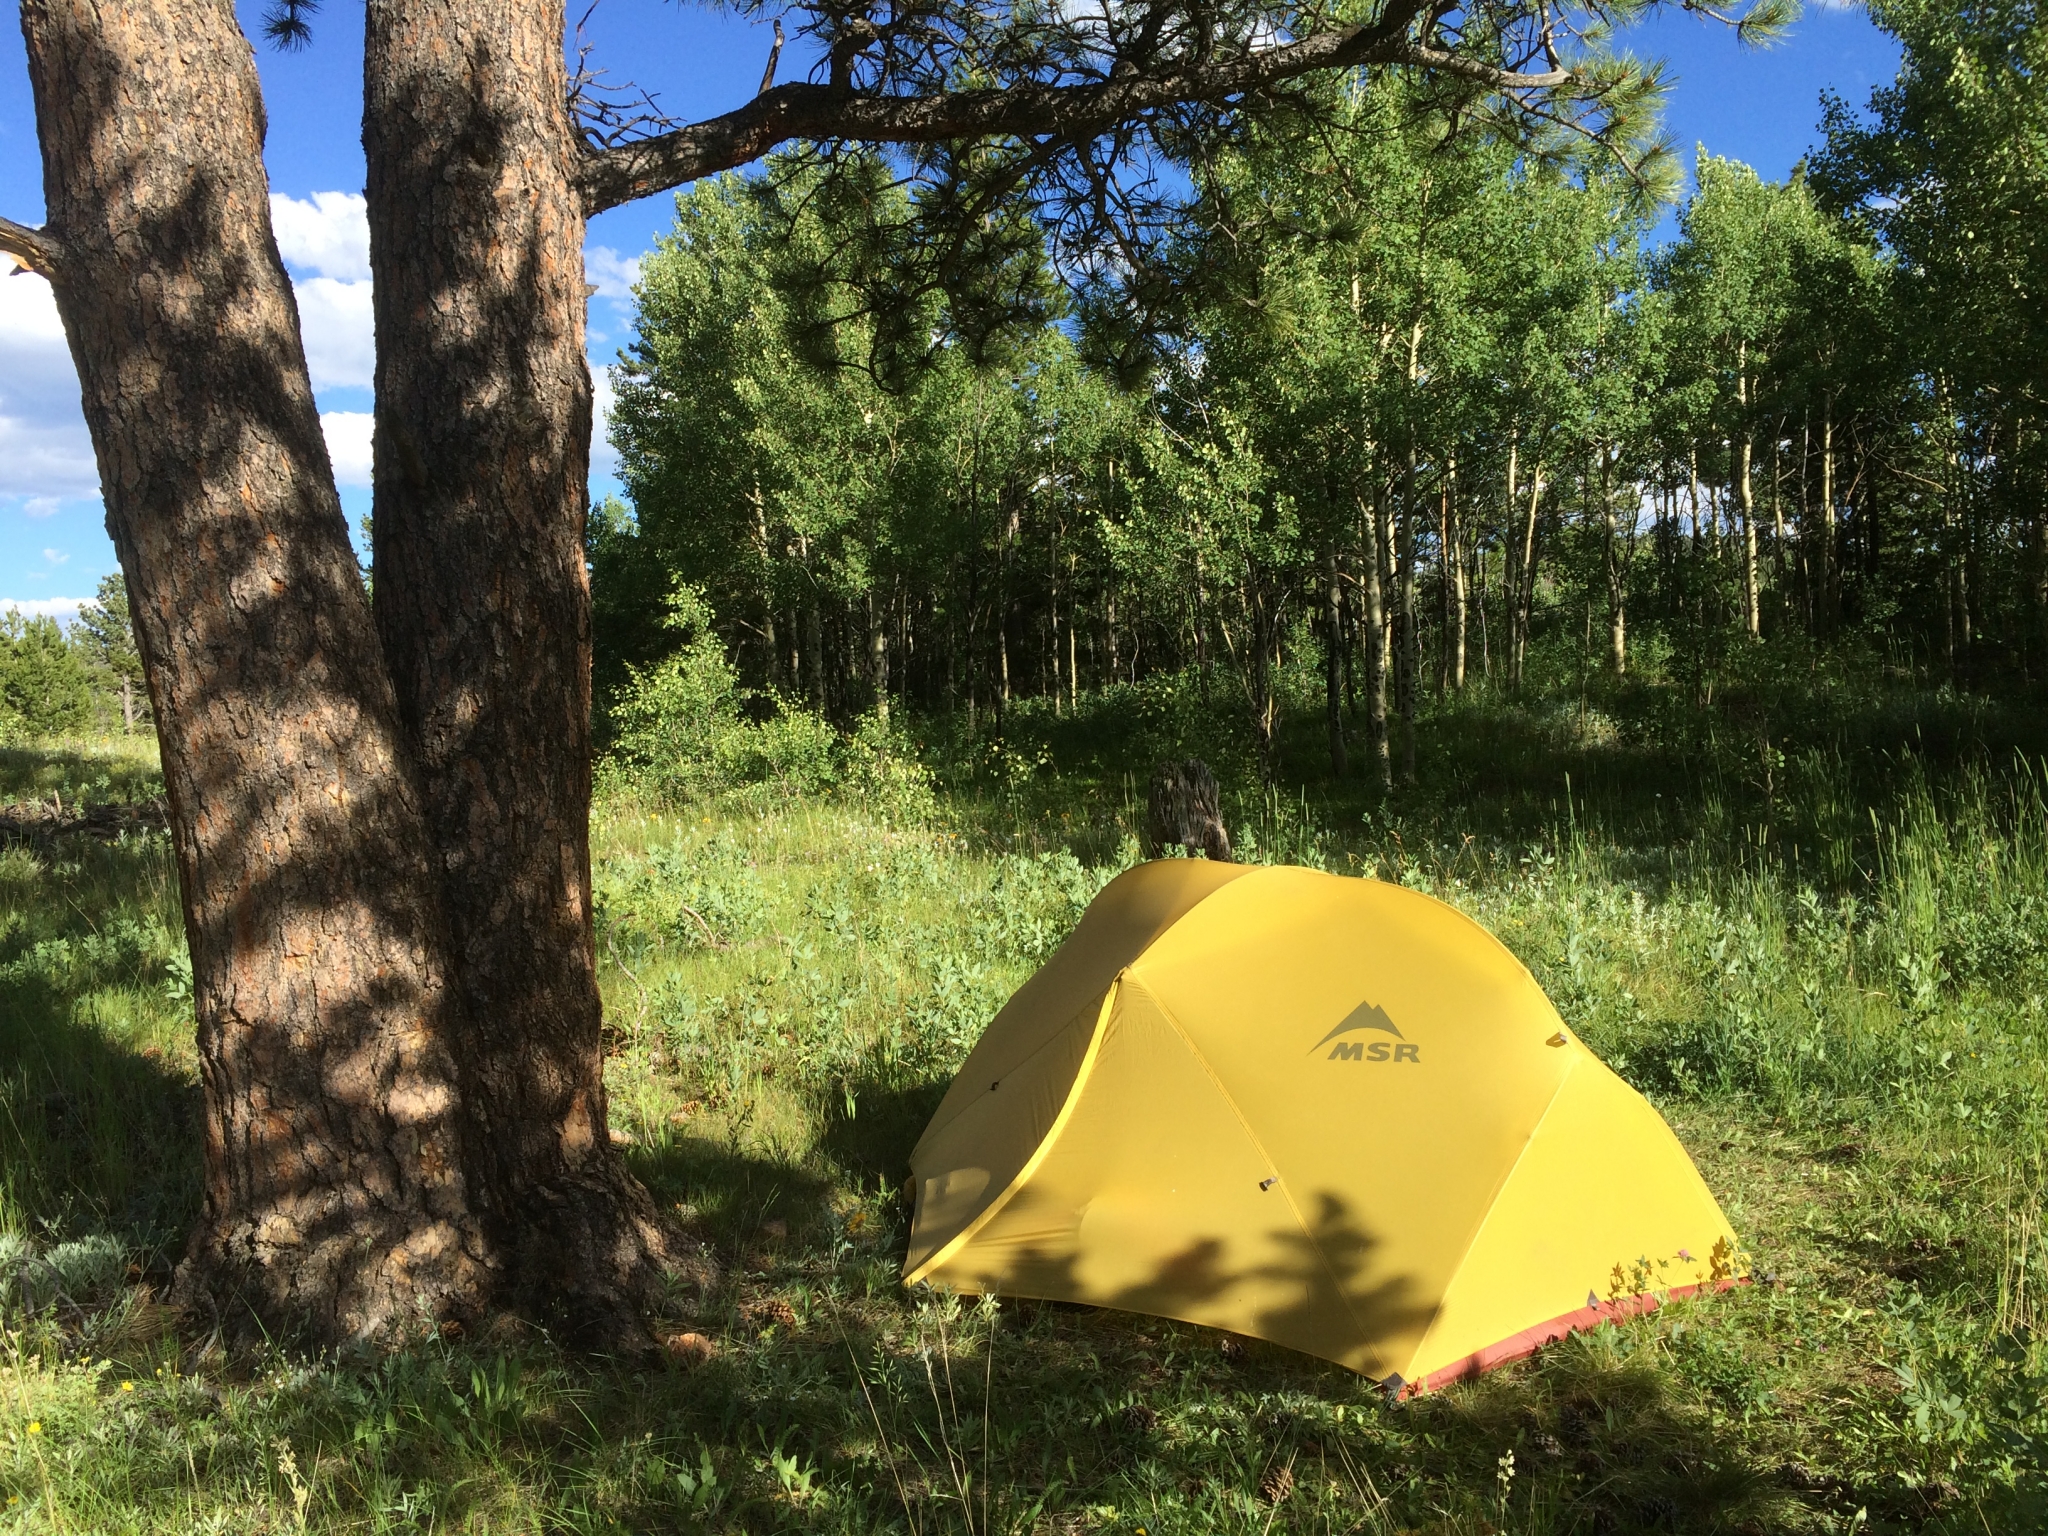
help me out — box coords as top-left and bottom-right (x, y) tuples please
(4, 689), (2048, 1532)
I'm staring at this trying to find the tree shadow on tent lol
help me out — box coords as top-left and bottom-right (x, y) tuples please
(895, 1182), (1842, 1530)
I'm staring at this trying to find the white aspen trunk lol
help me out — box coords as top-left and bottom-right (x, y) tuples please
(1821, 399), (1837, 634)
(1738, 346), (1759, 638)
(1450, 472), (1468, 691)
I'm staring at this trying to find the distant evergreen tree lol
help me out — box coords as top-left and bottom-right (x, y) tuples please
(0, 613), (96, 738)
(73, 574), (148, 733)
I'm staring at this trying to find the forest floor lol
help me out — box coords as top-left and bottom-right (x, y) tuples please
(1, 686), (2046, 1534)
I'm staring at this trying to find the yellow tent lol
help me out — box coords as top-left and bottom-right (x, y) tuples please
(904, 860), (1743, 1391)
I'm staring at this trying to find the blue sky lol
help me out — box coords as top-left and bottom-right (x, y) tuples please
(0, 1), (1900, 619)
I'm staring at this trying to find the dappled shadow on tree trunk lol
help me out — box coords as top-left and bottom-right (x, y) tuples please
(362, 0), (695, 1353)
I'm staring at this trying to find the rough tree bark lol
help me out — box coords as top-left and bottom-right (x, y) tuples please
(359, 0), (687, 1345)
(17, 0), (488, 1342)
(7, 0), (1629, 1346)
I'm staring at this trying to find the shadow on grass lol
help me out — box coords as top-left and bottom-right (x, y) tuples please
(276, 1233), (1833, 1533)
(0, 970), (201, 1255)
(816, 1073), (950, 1187)
(603, 1070), (1832, 1532)
(0, 825), (197, 1256)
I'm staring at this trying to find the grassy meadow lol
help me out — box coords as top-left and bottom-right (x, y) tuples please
(4, 674), (2048, 1533)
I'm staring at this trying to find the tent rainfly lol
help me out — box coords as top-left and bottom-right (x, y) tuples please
(904, 860), (1744, 1392)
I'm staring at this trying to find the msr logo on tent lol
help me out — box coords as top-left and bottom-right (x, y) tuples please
(1327, 1039), (1420, 1062)
(1311, 1001), (1421, 1063)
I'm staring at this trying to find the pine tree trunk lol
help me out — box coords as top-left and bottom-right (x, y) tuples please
(363, 0), (682, 1345)
(21, 0), (487, 1343)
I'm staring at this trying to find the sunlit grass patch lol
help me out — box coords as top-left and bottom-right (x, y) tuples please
(3, 719), (2048, 1527)
(0, 734), (161, 809)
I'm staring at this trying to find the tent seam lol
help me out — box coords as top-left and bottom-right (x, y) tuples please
(1126, 971), (1389, 1379)
(904, 977), (1122, 1287)
(915, 992), (1115, 1153)
(912, 862), (1255, 1154)
(1404, 1054), (1579, 1379)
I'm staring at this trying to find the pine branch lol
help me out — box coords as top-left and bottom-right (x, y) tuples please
(0, 216), (63, 278)
(577, 6), (1474, 214)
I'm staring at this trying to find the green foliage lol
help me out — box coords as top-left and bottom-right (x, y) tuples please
(601, 4), (2046, 773)
(604, 584), (945, 828)
(16, 688), (2048, 1531)
(20, 695), (2048, 1524)
(71, 576), (147, 733)
(0, 615), (97, 740)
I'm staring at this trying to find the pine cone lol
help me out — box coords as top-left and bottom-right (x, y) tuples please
(1259, 1463), (1295, 1504)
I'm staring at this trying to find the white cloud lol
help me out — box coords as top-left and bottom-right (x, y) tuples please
(294, 275), (376, 391)
(2, 596), (90, 626)
(321, 411), (375, 488)
(42, 549), (68, 565)
(590, 366), (621, 480)
(270, 191), (371, 282)
(584, 246), (642, 301)
(0, 274), (99, 501)
(0, 219), (630, 511)
(268, 192), (376, 393)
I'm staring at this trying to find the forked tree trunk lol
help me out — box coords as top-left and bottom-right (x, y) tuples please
(363, 0), (681, 1342)
(20, 0), (487, 1342)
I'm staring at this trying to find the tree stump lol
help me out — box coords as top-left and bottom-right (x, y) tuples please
(1144, 758), (1233, 862)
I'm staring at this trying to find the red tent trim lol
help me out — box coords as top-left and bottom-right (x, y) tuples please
(1405, 1277), (1750, 1397)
